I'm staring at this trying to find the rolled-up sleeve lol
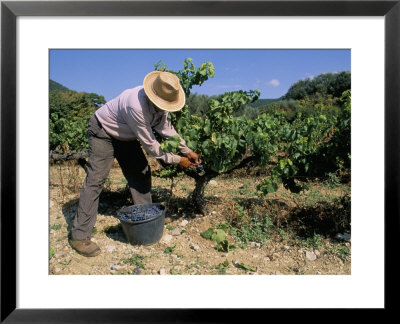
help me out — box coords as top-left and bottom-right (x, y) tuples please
(125, 108), (182, 165)
(154, 114), (192, 156)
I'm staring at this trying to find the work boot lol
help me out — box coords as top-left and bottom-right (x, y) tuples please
(69, 238), (101, 257)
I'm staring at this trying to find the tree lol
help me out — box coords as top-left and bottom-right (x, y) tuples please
(255, 90), (351, 194)
(186, 93), (213, 117)
(49, 79), (70, 92)
(154, 59), (260, 213)
(285, 71), (351, 100)
(49, 87), (106, 152)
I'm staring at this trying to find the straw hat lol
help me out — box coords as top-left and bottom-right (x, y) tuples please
(143, 71), (185, 112)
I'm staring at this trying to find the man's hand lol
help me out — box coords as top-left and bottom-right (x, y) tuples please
(179, 157), (193, 169)
(186, 151), (201, 165)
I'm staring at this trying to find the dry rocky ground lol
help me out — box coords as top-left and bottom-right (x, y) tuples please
(49, 160), (351, 276)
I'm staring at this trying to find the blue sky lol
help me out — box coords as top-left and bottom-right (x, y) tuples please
(50, 49), (350, 101)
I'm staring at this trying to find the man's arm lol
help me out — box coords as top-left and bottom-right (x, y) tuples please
(125, 108), (182, 165)
(153, 114), (192, 156)
(154, 114), (202, 165)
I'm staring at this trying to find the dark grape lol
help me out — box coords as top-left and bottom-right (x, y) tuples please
(118, 205), (162, 222)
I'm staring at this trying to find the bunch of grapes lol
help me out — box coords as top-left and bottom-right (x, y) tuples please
(119, 205), (161, 222)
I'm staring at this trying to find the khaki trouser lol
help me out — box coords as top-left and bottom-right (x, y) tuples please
(70, 115), (152, 240)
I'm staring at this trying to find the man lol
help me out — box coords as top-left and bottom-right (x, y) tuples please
(69, 71), (201, 257)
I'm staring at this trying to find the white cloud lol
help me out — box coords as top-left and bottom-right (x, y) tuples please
(266, 79), (280, 87)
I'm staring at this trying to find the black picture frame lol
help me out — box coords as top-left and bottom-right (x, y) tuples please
(1, 0), (398, 322)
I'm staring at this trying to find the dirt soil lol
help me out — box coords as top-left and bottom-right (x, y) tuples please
(49, 161), (351, 275)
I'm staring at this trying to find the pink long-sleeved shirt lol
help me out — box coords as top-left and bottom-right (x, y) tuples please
(95, 86), (191, 164)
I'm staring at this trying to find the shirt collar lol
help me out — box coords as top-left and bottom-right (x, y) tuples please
(149, 99), (167, 117)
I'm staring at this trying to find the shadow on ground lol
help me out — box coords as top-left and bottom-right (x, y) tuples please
(230, 195), (351, 239)
(285, 198), (351, 237)
(61, 186), (175, 242)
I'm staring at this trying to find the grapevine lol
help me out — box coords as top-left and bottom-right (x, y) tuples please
(157, 58), (350, 212)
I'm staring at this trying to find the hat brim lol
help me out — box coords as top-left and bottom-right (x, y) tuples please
(143, 71), (186, 112)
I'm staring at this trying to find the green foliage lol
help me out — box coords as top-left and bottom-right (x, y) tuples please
(257, 176), (281, 194)
(236, 262), (256, 272)
(121, 254), (146, 269)
(260, 98), (299, 121)
(200, 228), (232, 252)
(297, 93), (339, 114)
(328, 89), (351, 170)
(248, 98), (279, 108)
(285, 71), (351, 100)
(186, 93), (214, 117)
(153, 59), (351, 215)
(229, 206), (274, 245)
(49, 84), (106, 152)
(164, 246), (176, 254)
(155, 135), (183, 178)
(326, 172), (342, 189)
(155, 165), (180, 179)
(211, 229), (226, 244)
(214, 260), (230, 274)
(297, 232), (324, 249)
(251, 90), (351, 194)
(155, 58), (215, 126)
(155, 58), (215, 96)
(200, 228), (214, 240)
(160, 135), (181, 154)
(49, 79), (70, 92)
(176, 90), (260, 174)
(154, 58), (261, 175)
(50, 224), (62, 231)
(233, 105), (261, 120)
(49, 246), (56, 260)
(328, 243), (351, 261)
(154, 59), (351, 211)
(292, 89), (351, 179)
(215, 240), (231, 253)
(279, 228), (290, 241)
(102, 224), (121, 234)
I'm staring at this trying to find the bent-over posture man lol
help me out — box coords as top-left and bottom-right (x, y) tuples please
(69, 71), (201, 257)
